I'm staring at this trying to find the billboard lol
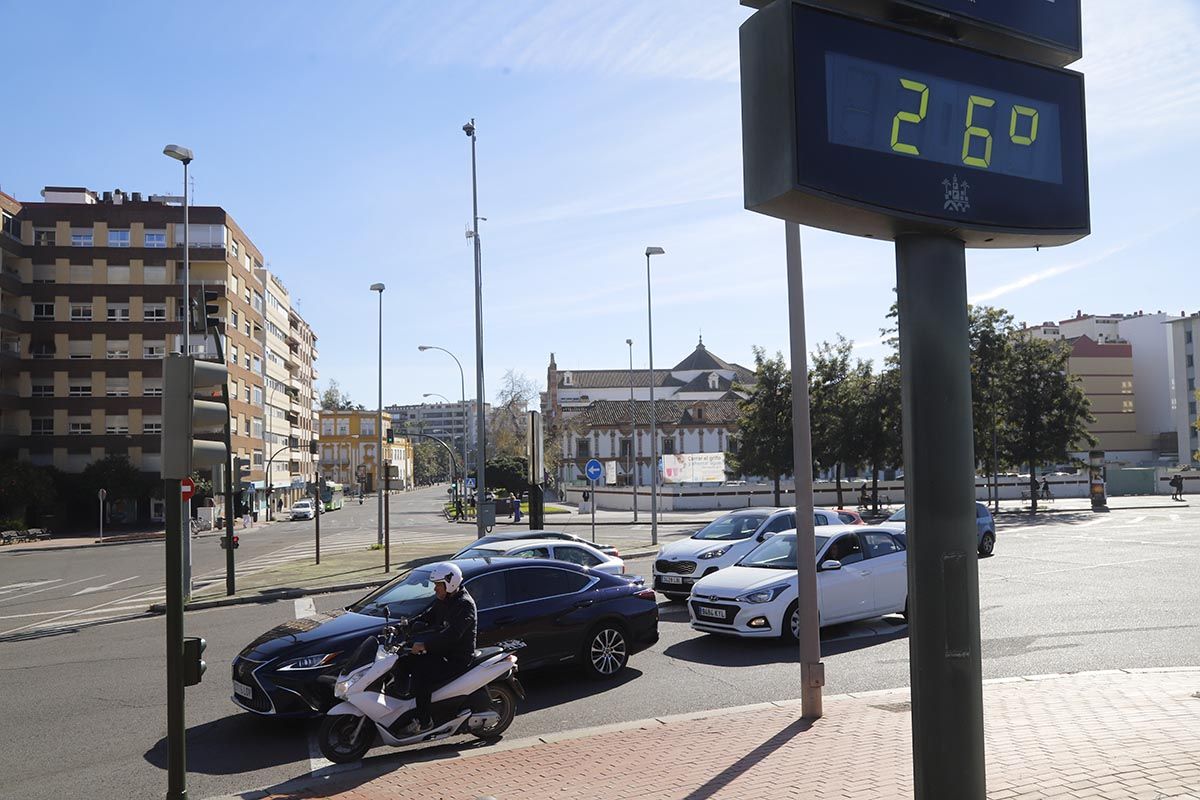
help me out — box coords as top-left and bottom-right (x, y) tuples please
(662, 452), (727, 484)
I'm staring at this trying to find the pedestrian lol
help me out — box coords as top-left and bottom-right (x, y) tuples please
(512, 494), (522, 524)
(242, 511), (252, 529)
(1171, 474), (1184, 501)
(1040, 477), (1051, 500)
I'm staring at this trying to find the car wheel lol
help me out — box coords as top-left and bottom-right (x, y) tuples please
(582, 623), (629, 679)
(781, 600), (800, 644)
(978, 532), (995, 557)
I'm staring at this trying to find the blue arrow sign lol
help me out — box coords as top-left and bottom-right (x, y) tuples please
(585, 459), (603, 482)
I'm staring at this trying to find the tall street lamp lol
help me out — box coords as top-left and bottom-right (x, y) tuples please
(463, 118), (487, 539)
(163, 144), (193, 356)
(370, 283), (385, 545)
(419, 345), (469, 506)
(644, 246), (665, 545)
(627, 338), (638, 523)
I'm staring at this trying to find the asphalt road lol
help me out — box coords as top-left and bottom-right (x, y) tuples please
(1, 501), (1197, 800)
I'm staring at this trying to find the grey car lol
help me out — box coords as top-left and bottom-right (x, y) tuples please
(884, 502), (996, 556)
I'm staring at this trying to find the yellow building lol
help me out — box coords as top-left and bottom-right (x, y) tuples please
(318, 409), (412, 492)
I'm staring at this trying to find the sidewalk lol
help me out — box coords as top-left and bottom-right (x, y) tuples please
(222, 668), (1200, 800)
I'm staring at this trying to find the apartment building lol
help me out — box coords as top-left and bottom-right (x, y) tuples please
(255, 267), (319, 516)
(0, 184), (312, 522)
(318, 409), (413, 493)
(384, 399), (489, 463)
(1166, 313), (1199, 464)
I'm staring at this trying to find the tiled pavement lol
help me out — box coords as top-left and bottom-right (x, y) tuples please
(225, 667), (1200, 800)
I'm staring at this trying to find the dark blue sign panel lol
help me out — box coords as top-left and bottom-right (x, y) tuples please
(899, 0), (1081, 60)
(739, 1), (1089, 247)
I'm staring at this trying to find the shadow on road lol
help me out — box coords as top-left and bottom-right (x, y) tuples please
(144, 712), (307, 775)
(662, 617), (909, 666)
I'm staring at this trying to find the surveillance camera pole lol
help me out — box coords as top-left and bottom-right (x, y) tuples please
(466, 118), (488, 539)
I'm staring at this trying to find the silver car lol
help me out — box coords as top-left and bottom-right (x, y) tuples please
(884, 502), (996, 556)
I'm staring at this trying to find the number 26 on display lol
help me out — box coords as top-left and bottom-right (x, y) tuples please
(889, 78), (1040, 168)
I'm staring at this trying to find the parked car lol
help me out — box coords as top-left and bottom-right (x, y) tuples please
(290, 500), (316, 520)
(834, 508), (866, 525)
(884, 502), (996, 555)
(231, 559), (659, 717)
(688, 526), (908, 640)
(652, 508), (846, 600)
(466, 529), (620, 557)
(454, 538), (626, 576)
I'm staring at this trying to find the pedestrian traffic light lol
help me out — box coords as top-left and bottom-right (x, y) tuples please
(219, 535), (239, 550)
(162, 354), (229, 480)
(203, 288), (222, 330)
(386, 428), (394, 444)
(183, 636), (207, 686)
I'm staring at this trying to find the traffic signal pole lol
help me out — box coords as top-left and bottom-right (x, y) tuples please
(210, 324), (236, 596)
(164, 477), (187, 800)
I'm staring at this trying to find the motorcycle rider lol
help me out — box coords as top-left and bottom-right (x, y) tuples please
(397, 561), (477, 734)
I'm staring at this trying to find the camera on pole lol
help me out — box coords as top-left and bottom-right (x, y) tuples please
(183, 637), (207, 686)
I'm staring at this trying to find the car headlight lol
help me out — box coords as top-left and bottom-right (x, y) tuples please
(698, 547), (730, 560)
(736, 583), (789, 604)
(277, 652), (341, 671)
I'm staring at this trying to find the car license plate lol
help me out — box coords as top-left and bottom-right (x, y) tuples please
(698, 606), (726, 620)
(660, 575), (683, 585)
(233, 680), (254, 699)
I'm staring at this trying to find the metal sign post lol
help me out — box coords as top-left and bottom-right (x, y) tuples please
(98, 488), (106, 541)
(585, 459), (603, 543)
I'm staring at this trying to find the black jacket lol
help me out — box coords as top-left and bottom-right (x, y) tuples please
(412, 589), (477, 666)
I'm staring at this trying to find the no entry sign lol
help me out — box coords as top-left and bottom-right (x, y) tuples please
(181, 478), (195, 502)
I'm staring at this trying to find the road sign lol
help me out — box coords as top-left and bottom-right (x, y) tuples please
(585, 459), (603, 482)
(740, 2), (1089, 247)
(180, 478), (195, 502)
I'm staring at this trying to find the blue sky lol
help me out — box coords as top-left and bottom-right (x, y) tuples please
(3, 1), (1198, 408)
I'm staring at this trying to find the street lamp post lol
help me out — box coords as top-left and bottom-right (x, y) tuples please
(463, 118), (487, 539)
(627, 338), (638, 523)
(644, 246), (665, 545)
(370, 284), (385, 545)
(419, 346), (469, 507)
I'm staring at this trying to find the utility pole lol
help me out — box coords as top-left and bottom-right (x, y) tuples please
(464, 118), (488, 538)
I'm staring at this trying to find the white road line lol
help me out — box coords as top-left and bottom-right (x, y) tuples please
(0, 609), (80, 621)
(72, 576), (140, 596)
(0, 579), (62, 595)
(0, 575), (105, 606)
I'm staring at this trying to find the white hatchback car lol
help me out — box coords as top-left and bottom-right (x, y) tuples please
(289, 500), (315, 520)
(688, 526), (908, 640)
(453, 538), (626, 576)
(653, 508), (846, 600)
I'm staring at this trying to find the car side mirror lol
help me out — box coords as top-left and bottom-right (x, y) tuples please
(819, 559), (842, 571)
(758, 531), (776, 542)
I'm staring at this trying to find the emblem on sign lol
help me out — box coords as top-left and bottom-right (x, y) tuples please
(943, 175), (970, 213)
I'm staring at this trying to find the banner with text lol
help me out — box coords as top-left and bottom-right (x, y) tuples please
(661, 452), (727, 484)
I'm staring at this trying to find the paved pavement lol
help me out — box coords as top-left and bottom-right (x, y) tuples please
(226, 667), (1200, 800)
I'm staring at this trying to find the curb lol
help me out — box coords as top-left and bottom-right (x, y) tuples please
(207, 665), (1200, 800)
(148, 579), (392, 614)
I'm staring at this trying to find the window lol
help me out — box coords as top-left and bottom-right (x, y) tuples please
(862, 531), (902, 559)
(107, 265), (130, 284)
(143, 416), (162, 435)
(69, 419), (92, 435)
(322, 418), (334, 435)
(505, 567), (591, 604)
(813, 512), (829, 527)
(576, 438), (590, 459)
(661, 437), (676, 455)
(105, 415), (129, 435)
(252, 386), (263, 406)
(463, 572), (509, 611)
(71, 229), (93, 247)
(229, 344), (238, 365)
(31, 342), (54, 360)
(144, 230), (166, 248)
(1188, 355), (1194, 368)
(68, 340), (92, 359)
(763, 514), (795, 534)
(555, 546), (603, 568)
(142, 378), (162, 397)
(824, 535), (864, 566)
(1186, 331), (1193, 345)
(361, 418), (375, 436)
(33, 303), (55, 320)
(143, 266), (167, 284)
(252, 354), (262, 373)
(107, 303), (130, 322)
(31, 382), (54, 398)
(69, 264), (92, 283)
(252, 449), (263, 467)
(143, 340), (166, 359)
(32, 264), (56, 283)
(143, 303), (167, 321)
(34, 229), (55, 246)
(252, 292), (264, 313)
(230, 310), (238, 329)
(106, 340), (130, 359)
(70, 303), (92, 321)
(107, 377), (130, 397)
(1, 211), (17, 238)
(231, 240), (239, 259)
(252, 418), (263, 438)
(619, 438), (633, 459)
(108, 229), (130, 247)
(336, 418), (350, 435)
(510, 546), (550, 559)
(243, 417), (251, 436)
(244, 385), (251, 403)
(32, 417), (54, 436)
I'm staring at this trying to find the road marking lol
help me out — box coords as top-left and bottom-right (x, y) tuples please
(0, 575), (105, 606)
(72, 576), (140, 596)
(293, 596), (353, 776)
(294, 597), (316, 619)
(0, 609), (80, 620)
(0, 579), (62, 595)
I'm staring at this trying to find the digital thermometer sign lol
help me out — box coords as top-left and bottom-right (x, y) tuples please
(740, 1), (1089, 247)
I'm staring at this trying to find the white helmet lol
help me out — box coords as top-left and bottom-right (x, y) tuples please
(428, 562), (463, 593)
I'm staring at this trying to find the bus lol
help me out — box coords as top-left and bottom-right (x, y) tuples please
(320, 482), (345, 511)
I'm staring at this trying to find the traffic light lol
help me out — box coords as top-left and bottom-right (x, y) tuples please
(162, 354), (228, 480)
(183, 636), (207, 686)
(203, 288), (221, 330)
(386, 428), (394, 444)
(219, 535), (239, 550)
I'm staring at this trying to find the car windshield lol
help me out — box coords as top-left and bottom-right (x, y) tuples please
(455, 546), (505, 559)
(292, 501), (310, 509)
(738, 533), (831, 569)
(693, 513), (769, 541)
(348, 567), (437, 617)
(887, 508), (906, 523)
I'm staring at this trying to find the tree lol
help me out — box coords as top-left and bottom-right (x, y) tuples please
(489, 370), (538, 459)
(473, 455), (529, 496)
(319, 379), (356, 411)
(412, 440), (452, 485)
(969, 305), (1018, 511)
(809, 336), (857, 508)
(999, 335), (1095, 511)
(79, 455), (153, 503)
(0, 460), (57, 526)
(733, 347), (793, 506)
(850, 364), (902, 514)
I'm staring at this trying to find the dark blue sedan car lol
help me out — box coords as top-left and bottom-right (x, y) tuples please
(231, 558), (659, 717)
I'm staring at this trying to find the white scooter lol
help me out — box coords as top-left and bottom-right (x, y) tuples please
(317, 621), (525, 763)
